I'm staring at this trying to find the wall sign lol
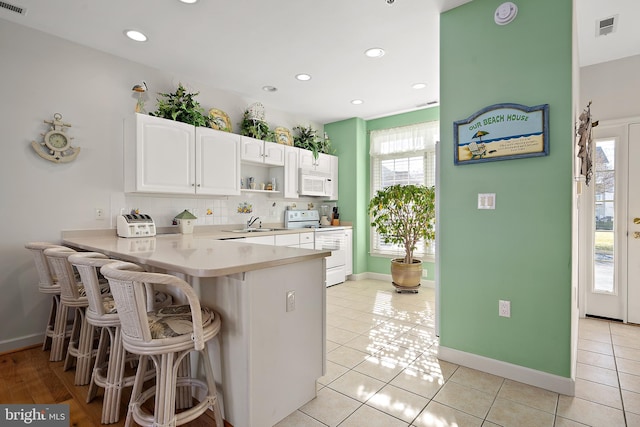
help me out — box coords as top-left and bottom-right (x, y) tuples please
(454, 103), (549, 165)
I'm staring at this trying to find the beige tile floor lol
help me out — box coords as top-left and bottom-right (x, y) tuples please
(275, 278), (640, 427)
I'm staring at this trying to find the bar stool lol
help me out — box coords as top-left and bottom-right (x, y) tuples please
(101, 261), (224, 427)
(45, 246), (108, 386)
(69, 252), (171, 424)
(25, 242), (70, 362)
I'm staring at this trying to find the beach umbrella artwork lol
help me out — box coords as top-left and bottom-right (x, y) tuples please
(472, 130), (489, 142)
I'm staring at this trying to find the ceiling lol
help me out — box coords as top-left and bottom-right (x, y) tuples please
(1, 0), (639, 124)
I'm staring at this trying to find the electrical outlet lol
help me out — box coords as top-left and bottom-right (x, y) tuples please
(95, 208), (105, 220)
(499, 300), (511, 318)
(286, 290), (295, 312)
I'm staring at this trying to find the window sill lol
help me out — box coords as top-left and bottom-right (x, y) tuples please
(370, 252), (435, 263)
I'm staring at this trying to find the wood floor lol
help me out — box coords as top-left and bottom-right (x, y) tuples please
(0, 345), (230, 427)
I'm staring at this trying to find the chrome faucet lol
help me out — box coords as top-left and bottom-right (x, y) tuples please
(247, 216), (260, 228)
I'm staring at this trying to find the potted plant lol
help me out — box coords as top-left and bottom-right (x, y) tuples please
(368, 184), (436, 288)
(149, 83), (211, 127)
(293, 125), (321, 159)
(239, 109), (275, 141)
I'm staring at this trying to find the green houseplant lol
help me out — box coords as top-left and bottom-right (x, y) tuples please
(293, 125), (328, 159)
(149, 83), (210, 127)
(368, 184), (436, 288)
(240, 110), (275, 141)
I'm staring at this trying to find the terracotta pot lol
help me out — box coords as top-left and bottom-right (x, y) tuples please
(390, 258), (422, 288)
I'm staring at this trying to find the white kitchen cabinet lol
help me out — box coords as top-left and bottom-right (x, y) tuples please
(345, 228), (353, 276)
(133, 113), (195, 194)
(196, 127), (241, 195)
(283, 145), (299, 199)
(126, 113), (240, 196)
(328, 154), (339, 200)
(275, 234), (300, 247)
(241, 136), (285, 166)
(299, 149), (331, 174)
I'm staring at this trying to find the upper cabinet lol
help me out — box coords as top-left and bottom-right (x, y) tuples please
(125, 114), (240, 196)
(299, 150), (331, 174)
(241, 136), (285, 166)
(283, 145), (299, 199)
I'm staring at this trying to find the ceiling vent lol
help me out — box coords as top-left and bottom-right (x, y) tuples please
(596, 15), (617, 37)
(0, 1), (26, 15)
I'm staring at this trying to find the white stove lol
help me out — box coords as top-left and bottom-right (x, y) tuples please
(284, 210), (346, 286)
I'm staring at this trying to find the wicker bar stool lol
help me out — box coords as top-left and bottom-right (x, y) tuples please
(101, 261), (224, 427)
(69, 252), (173, 424)
(25, 242), (72, 361)
(45, 246), (108, 386)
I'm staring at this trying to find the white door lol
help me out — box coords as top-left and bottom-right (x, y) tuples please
(627, 124), (640, 323)
(584, 122), (639, 322)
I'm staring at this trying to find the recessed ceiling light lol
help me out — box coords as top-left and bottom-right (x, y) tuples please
(364, 48), (385, 58)
(412, 82), (427, 89)
(262, 86), (277, 92)
(351, 99), (363, 105)
(124, 30), (147, 42)
(295, 74), (312, 81)
(178, 0), (198, 3)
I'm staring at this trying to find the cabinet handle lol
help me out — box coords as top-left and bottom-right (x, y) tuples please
(197, 184), (201, 187)
(191, 183), (195, 187)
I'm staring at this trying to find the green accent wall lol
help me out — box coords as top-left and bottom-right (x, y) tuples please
(439, 0), (573, 377)
(325, 108), (439, 279)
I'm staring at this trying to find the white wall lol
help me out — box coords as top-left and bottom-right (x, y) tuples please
(580, 54), (640, 120)
(0, 20), (323, 352)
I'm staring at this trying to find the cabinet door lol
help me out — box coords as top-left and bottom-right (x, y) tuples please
(263, 141), (285, 166)
(241, 136), (264, 163)
(345, 229), (353, 276)
(136, 114), (194, 194)
(328, 155), (339, 200)
(283, 146), (299, 198)
(299, 149), (316, 171)
(196, 127), (241, 195)
(243, 235), (275, 245)
(315, 153), (332, 174)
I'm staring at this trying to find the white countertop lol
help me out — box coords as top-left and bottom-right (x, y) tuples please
(62, 232), (330, 278)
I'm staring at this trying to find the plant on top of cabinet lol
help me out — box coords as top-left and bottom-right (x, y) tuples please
(239, 109), (275, 142)
(149, 83), (211, 127)
(293, 126), (334, 159)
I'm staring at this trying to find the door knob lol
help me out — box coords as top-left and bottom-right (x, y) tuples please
(634, 218), (640, 224)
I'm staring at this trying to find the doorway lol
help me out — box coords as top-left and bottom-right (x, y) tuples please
(584, 121), (640, 323)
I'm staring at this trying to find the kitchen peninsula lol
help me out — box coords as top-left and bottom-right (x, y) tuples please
(62, 230), (330, 427)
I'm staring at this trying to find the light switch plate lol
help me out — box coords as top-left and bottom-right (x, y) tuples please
(478, 193), (496, 210)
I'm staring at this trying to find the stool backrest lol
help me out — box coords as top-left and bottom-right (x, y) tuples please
(68, 252), (114, 317)
(25, 242), (66, 291)
(101, 261), (207, 350)
(44, 247), (80, 302)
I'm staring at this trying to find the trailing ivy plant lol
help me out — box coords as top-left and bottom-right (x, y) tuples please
(149, 83), (211, 127)
(239, 110), (275, 142)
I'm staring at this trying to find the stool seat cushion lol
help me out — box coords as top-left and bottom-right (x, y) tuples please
(148, 305), (213, 339)
(78, 282), (110, 298)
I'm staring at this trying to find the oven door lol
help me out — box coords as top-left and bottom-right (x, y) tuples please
(314, 229), (346, 269)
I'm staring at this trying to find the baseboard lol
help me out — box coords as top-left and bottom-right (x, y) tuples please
(438, 345), (575, 396)
(0, 333), (44, 355)
(352, 272), (435, 289)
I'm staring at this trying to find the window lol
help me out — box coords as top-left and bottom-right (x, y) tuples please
(370, 121), (439, 258)
(593, 138), (615, 293)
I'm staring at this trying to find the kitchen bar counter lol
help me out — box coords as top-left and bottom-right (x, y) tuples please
(62, 230), (329, 427)
(62, 232), (327, 277)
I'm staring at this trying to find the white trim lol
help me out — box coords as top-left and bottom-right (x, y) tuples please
(0, 332), (44, 354)
(359, 272), (435, 289)
(438, 346), (575, 396)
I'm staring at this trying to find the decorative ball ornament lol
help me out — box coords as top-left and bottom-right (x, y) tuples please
(31, 113), (80, 163)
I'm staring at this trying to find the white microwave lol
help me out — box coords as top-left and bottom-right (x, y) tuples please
(299, 169), (331, 197)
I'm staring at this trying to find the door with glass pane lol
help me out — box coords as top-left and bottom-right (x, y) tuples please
(585, 124), (627, 321)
